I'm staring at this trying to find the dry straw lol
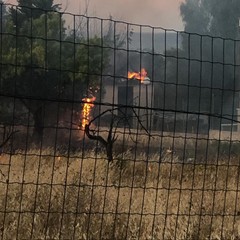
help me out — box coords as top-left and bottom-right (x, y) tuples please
(0, 148), (239, 239)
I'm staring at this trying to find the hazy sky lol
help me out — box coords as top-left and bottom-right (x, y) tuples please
(6, 0), (184, 30)
(63, 0), (184, 30)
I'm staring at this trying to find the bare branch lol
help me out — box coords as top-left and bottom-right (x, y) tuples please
(62, 0), (69, 13)
(131, 107), (152, 137)
(84, 105), (152, 162)
(0, 126), (19, 150)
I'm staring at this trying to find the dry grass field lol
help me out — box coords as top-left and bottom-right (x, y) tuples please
(0, 147), (239, 239)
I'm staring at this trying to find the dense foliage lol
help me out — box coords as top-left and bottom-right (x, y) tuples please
(0, 0), (110, 141)
(160, 0), (240, 130)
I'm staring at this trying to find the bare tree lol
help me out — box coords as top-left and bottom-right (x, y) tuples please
(85, 106), (151, 162)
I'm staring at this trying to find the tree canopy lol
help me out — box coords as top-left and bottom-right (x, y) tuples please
(0, 0), (110, 141)
(180, 0), (240, 39)
(159, 0), (240, 130)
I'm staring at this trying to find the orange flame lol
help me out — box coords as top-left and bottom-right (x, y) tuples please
(128, 68), (148, 83)
(81, 96), (96, 128)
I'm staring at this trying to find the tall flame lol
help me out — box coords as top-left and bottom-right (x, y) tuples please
(81, 96), (96, 128)
(128, 68), (148, 83)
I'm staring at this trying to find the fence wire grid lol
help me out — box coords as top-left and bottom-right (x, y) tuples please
(1, 3), (240, 240)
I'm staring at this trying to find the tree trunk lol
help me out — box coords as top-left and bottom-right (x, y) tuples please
(32, 107), (44, 143)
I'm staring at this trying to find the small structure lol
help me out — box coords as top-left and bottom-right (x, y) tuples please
(101, 76), (154, 129)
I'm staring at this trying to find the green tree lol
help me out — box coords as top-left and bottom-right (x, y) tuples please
(0, 1), (12, 126)
(163, 0), (240, 130)
(1, 2), (110, 142)
(180, 0), (240, 39)
(9, 0), (61, 27)
(1, 8), (67, 141)
(0, 0), (6, 22)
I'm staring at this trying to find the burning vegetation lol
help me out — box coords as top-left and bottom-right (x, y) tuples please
(127, 68), (148, 83)
(80, 67), (150, 132)
(81, 96), (96, 129)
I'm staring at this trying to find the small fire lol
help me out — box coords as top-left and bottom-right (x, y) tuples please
(81, 96), (96, 128)
(128, 68), (148, 83)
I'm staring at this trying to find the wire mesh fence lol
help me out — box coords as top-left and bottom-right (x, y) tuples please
(1, 2), (240, 239)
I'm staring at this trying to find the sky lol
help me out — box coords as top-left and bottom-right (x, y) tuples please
(62, 0), (184, 30)
(6, 0), (185, 30)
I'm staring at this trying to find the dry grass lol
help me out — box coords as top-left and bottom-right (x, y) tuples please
(0, 149), (239, 239)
